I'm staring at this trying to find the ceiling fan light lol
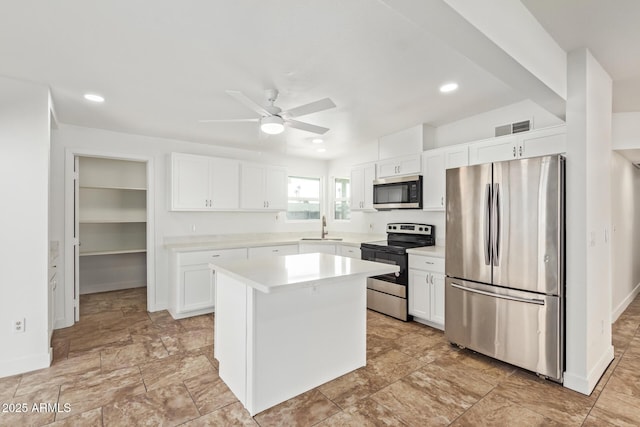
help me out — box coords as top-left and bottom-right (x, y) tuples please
(260, 116), (285, 135)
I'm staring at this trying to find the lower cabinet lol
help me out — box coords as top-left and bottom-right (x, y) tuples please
(170, 248), (247, 319)
(408, 254), (445, 330)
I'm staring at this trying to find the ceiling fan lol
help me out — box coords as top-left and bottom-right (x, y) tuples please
(199, 89), (336, 135)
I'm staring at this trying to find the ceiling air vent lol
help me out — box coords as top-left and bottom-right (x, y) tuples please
(495, 119), (532, 137)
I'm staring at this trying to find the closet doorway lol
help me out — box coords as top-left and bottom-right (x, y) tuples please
(64, 150), (155, 325)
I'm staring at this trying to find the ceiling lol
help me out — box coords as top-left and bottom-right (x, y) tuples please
(0, 1), (638, 159)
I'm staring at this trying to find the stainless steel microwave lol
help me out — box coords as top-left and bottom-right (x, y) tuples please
(373, 175), (423, 210)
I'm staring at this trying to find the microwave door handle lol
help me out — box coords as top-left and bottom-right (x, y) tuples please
(484, 183), (491, 265)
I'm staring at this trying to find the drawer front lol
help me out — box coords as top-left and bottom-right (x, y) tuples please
(248, 244), (299, 259)
(408, 254), (444, 273)
(179, 248), (247, 265)
(338, 245), (361, 259)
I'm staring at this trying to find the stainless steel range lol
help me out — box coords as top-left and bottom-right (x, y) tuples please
(361, 223), (435, 321)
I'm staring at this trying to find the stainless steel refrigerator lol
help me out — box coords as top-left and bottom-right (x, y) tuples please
(445, 154), (565, 382)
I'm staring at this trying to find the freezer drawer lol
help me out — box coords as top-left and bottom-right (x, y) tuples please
(444, 278), (562, 382)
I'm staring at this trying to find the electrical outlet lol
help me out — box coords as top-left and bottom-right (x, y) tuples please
(13, 318), (25, 333)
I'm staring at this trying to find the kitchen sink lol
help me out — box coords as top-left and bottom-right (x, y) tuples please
(300, 237), (343, 241)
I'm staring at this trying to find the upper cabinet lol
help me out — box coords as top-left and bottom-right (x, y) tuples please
(240, 163), (287, 211)
(422, 145), (469, 211)
(350, 163), (376, 211)
(170, 153), (240, 211)
(376, 154), (422, 178)
(468, 125), (566, 166)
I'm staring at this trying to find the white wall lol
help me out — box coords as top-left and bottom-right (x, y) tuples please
(563, 48), (614, 395)
(434, 99), (564, 147)
(50, 124), (328, 323)
(610, 152), (640, 320)
(612, 112), (640, 149)
(0, 76), (51, 377)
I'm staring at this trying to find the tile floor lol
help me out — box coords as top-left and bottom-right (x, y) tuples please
(1, 287), (639, 426)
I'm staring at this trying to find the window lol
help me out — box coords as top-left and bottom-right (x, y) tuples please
(287, 176), (321, 220)
(334, 177), (350, 220)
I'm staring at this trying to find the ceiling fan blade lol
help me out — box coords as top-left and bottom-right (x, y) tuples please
(283, 98), (336, 118)
(198, 118), (259, 123)
(287, 119), (330, 135)
(226, 90), (271, 117)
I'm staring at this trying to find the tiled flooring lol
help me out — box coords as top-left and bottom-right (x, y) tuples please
(1, 288), (639, 426)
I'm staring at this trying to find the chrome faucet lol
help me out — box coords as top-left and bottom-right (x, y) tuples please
(321, 215), (328, 239)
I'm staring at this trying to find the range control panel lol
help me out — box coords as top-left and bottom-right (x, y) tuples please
(387, 223), (433, 236)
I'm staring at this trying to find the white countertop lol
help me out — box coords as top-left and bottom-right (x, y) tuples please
(165, 232), (385, 251)
(210, 252), (399, 293)
(406, 245), (446, 258)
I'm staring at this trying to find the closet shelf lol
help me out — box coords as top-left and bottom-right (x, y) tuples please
(80, 249), (147, 256)
(79, 185), (147, 191)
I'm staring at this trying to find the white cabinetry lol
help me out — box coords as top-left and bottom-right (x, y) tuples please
(468, 125), (566, 166)
(299, 243), (337, 255)
(170, 248), (247, 319)
(240, 163), (287, 210)
(170, 153), (240, 211)
(408, 254), (444, 329)
(376, 154), (421, 178)
(422, 145), (469, 211)
(350, 163), (376, 211)
(248, 244), (299, 259)
(338, 244), (361, 259)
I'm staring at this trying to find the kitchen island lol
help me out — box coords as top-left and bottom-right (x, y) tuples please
(209, 252), (399, 416)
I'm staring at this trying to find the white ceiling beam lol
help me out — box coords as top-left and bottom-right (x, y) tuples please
(380, 0), (567, 120)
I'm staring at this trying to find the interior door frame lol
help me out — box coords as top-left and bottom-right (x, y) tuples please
(63, 148), (156, 327)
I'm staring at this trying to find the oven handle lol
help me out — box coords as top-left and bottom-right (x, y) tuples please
(450, 283), (545, 305)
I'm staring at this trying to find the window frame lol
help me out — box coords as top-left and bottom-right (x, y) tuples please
(332, 176), (351, 222)
(285, 175), (323, 222)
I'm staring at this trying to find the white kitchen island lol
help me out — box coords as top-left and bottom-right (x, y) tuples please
(209, 252), (399, 416)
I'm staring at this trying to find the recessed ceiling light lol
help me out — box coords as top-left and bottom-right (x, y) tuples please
(439, 82), (458, 93)
(317, 148), (326, 153)
(84, 93), (105, 103)
(440, 83), (458, 93)
(312, 138), (323, 144)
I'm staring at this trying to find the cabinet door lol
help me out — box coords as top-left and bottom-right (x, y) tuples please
(210, 158), (240, 209)
(362, 165), (376, 210)
(519, 126), (566, 158)
(350, 168), (365, 210)
(180, 264), (215, 312)
(338, 245), (361, 259)
(468, 135), (518, 165)
(264, 167), (287, 210)
(408, 269), (430, 318)
(240, 163), (265, 209)
(399, 156), (422, 176)
(172, 154), (210, 210)
(444, 145), (469, 169)
(376, 160), (400, 178)
(430, 272), (445, 327)
(422, 150), (445, 210)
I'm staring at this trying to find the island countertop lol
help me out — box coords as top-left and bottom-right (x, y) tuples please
(209, 252), (399, 294)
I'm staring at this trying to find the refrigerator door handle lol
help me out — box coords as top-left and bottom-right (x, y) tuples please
(484, 183), (491, 265)
(492, 183), (501, 267)
(450, 282), (545, 305)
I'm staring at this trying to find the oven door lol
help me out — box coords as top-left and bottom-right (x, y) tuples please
(360, 247), (406, 284)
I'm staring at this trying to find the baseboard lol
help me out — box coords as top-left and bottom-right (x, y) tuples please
(612, 281), (640, 322)
(564, 344), (614, 395)
(0, 352), (51, 379)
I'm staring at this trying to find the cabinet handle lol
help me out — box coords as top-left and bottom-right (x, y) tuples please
(430, 274), (434, 285)
(441, 196), (444, 206)
(273, 249), (279, 252)
(425, 261), (434, 265)
(519, 145), (523, 156)
(267, 201), (270, 208)
(211, 254), (220, 258)
(512, 146), (516, 157)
